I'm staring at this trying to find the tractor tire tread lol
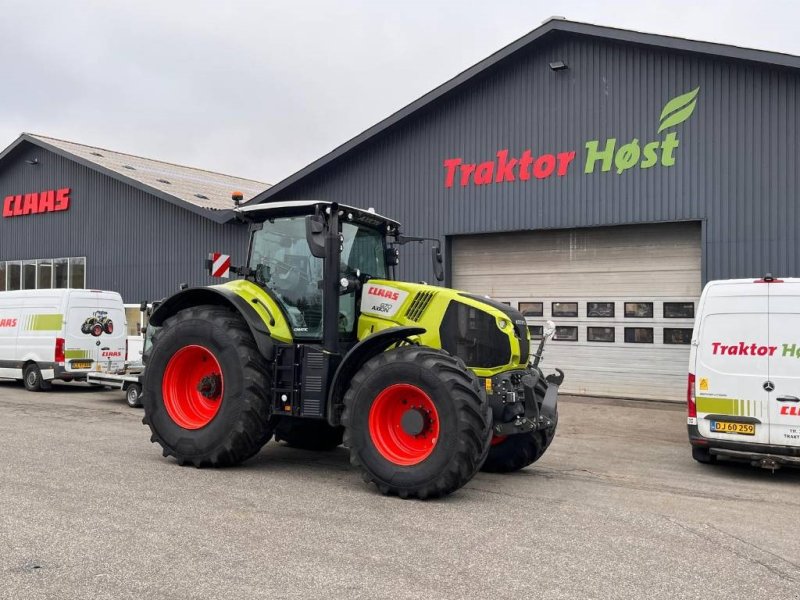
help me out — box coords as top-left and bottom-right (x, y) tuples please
(143, 304), (274, 468)
(342, 346), (491, 499)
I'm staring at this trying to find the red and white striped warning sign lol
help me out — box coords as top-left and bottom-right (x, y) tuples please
(210, 252), (231, 278)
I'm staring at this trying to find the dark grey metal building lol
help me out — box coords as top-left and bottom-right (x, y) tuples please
(245, 19), (800, 400)
(0, 134), (264, 330)
(2, 20), (797, 399)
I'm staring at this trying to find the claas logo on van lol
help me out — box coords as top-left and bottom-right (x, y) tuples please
(0, 318), (18, 327)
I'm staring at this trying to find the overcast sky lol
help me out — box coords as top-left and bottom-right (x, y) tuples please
(1, 0), (798, 185)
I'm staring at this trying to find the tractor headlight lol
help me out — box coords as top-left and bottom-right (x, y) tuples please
(497, 318), (508, 330)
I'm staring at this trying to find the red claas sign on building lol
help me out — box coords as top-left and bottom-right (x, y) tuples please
(2, 188), (70, 218)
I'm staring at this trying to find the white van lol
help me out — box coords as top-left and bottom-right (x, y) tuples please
(0, 289), (127, 391)
(688, 276), (800, 468)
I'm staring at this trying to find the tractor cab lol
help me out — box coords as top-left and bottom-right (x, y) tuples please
(238, 200), (402, 350)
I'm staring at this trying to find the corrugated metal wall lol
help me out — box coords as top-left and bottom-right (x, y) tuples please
(267, 33), (800, 284)
(0, 145), (249, 302)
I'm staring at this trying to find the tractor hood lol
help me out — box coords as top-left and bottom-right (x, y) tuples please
(357, 280), (530, 378)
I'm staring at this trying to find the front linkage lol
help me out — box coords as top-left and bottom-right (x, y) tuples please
(486, 366), (564, 437)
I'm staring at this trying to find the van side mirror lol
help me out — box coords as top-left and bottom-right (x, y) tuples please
(305, 214), (327, 258)
(431, 245), (444, 282)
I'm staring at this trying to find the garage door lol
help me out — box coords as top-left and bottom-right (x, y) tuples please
(451, 222), (701, 401)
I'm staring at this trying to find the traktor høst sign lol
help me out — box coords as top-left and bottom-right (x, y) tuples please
(443, 87), (699, 189)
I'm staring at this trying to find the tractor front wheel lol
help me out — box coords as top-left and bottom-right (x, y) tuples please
(142, 305), (274, 467)
(342, 346), (491, 499)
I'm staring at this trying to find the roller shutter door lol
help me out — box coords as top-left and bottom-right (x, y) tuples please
(451, 222), (701, 401)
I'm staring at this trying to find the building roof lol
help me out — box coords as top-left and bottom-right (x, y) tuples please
(247, 17), (800, 206)
(0, 133), (270, 223)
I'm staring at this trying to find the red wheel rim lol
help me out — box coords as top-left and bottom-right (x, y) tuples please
(162, 345), (224, 430)
(368, 383), (439, 466)
(490, 435), (508, 446)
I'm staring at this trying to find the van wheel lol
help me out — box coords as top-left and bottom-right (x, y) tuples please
(126, 383), (143, 408)
(23, 364), (47, 392)
(692, 446), (717, 464)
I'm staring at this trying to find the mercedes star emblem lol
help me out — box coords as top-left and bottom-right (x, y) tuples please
(763, 381), (775, 392)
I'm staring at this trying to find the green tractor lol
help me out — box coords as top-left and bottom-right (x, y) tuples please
(142, 200), (563, 499)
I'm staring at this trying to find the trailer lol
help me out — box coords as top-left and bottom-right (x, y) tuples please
(86, 370), (143, 408)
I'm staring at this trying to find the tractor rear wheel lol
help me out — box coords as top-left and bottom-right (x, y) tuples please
(142, 305), (274, 467)
(342, 346), (491, 499)
(274, 418), (344, 451)
(481, 416), (558, 473)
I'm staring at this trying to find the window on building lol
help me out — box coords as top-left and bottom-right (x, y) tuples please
(54, 258), (69, 288)
(587, 302), (615, 318)
(0, 257), (84, 291)
(587, 327), (615, 342)
(37, 260), (53, 289)
(528, 325), (543, 340)
(552, 302), (578, 318)
(22, 260), (37, 289)
(624, 302), (654, 318)
(553, 326), (578, 341)
(625, 327), (654, 343)
(69, 257), (86, 288)
(519, 302), (543, 317)
(664, 328), (693, 344)
(7, 262), (21, 290)
(664, 302), (695, 319)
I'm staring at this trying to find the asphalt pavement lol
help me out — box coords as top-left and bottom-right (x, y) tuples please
(0, 380), (798, 600)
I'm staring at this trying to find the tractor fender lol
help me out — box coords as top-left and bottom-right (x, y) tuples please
(327, 326), (426, 426)
(149, 286), (276, 360)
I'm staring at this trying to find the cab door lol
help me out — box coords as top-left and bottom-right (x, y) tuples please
(694, 286), (770, 445)
(767, 283), (800, 447)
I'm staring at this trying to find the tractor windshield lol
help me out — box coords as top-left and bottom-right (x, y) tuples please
(249, 216), (325, 338)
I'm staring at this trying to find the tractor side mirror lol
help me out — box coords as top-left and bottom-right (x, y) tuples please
(431, 245), (444, 282)
(305, 214), (327, 258)
(139, 301), (147, 312)
(385, 247), (400, 267)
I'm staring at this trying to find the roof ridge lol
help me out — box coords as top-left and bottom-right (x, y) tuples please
(550, 18), (800, 61)
(26, 132), (269, 186)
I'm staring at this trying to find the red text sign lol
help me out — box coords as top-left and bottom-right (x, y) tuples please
(2, 188), (70, 218)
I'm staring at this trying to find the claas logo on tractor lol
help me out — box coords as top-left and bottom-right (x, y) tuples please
(140, 200), (564, 499)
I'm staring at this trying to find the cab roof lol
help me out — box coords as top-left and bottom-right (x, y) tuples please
(236, 200), (400, 228)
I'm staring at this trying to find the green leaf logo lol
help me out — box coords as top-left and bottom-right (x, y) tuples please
(658, 87), (699, 133)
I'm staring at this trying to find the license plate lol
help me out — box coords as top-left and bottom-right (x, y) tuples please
(71, 360), (93, 370)
(711, 421), (755, 435)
